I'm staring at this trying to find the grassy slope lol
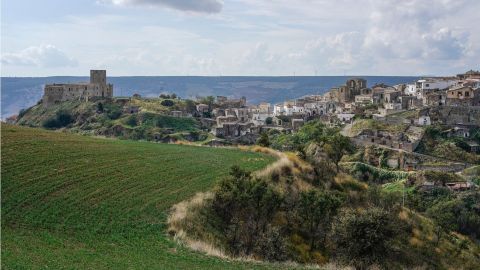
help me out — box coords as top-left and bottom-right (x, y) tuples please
(1, 124), (278, 269)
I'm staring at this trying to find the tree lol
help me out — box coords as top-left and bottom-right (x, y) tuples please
(56, 110), (73, 127)
(323, 134), (354, 172)
(331, 207), (398, 269)
(161, 99), (175, 107)
(125, 115), (137, 127)
(265, 117), (273, 125)
(105, 103), (122, 119)
(42, 110), (74, 129)
(298, 190), (342, 249)
(96, 102), (104, 113)
(212, 166), (283, 257)
(199, 96), (215, 109)
(184, 99), (197, 114)
(257, 132), (270, 147)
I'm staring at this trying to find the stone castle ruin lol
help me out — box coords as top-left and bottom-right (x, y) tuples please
(42, 70), (113, 107)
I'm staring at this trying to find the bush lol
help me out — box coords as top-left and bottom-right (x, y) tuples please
(42, 110), (73, 129)
(212, 166), (283, 257)
(104, 103), (122, 119)
(97, 102), (104, 113)
(331, 207), (400, 269)
(265, 117), (273, 125)
(257, 132), (270, 147)
(125, 115), (137, 127)
(161, 99), (175, 107)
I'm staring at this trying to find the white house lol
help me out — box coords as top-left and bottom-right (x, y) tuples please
(336, 113), (355, 123)
(405, 84), (417, 96)
(418, 115), (431, 126)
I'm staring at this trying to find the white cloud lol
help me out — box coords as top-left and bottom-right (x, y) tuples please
(2, 0), (479, 76)
(103, 0), (223, 13)
(1, 45), (78, 68)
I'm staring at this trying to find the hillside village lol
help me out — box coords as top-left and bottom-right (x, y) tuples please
(5, 69), (480, 269)
(11, 69), (480, 186)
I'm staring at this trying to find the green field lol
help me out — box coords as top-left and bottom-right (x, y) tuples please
(1, 124), (278, 269)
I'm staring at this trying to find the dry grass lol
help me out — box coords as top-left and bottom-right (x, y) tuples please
(167, 191), (229, 259)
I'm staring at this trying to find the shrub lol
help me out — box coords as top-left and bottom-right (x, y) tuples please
(97, 102), (104, 113)
(161, 99), (175, 107)
(42, 110), (73, 129)
(104, 103), (122, 119)
(331, 207), (399, 269)
(42, 118), (60, 129)
(56, 110), (73, 126)
(265, 117), (273, 125)
(212, 166), (283, 257)
(125, 115), (137, 126)
(257, 132), (270, 147)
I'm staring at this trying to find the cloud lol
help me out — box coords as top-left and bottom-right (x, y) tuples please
(104, 0), (223, 13)
(363, 0), (471, 60)
(1, 45), (78, 68)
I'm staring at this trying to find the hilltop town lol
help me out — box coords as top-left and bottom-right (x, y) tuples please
(8, 69), (479, 190)
(12, 70), (480, 173)
(6, 69), (480, 269)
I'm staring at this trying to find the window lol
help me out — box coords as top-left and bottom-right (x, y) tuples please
(425, 83), (430, 87)
(465, 91), (470, 97)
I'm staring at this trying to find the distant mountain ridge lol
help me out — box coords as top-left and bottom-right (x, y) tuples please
(1, 76), (418, 118)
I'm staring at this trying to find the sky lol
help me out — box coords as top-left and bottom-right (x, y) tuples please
(1, 0), (479, 76)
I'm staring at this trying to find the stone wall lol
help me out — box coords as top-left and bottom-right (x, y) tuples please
(42, 70), (113, 107)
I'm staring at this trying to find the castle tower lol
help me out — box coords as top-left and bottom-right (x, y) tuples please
(90, 70), (107, 85)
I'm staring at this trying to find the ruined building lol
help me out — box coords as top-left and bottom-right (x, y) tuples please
(335, 78), (367, 103)
(42, 70), (113, 107)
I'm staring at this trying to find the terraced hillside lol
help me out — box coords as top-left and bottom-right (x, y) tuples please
(1, 124), (277, 269)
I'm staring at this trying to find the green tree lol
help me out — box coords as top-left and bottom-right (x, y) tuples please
(298, 190), (342, 249)
(125, 115), (137, 127)
(42, 110), (74, 129)
(96, 102), (104, 113)
(212, 166), (283, 257)
(105, 103), (122, 119)
(184, 99), (197, 114)
(257, 132), (270, 147)
(161, 99), (175, 107)
(265, 117), (273, 125)
(323, 134), (354, 172)
(331, 207), (399, 269)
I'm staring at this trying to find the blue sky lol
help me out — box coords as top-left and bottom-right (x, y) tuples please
(1, 0), (479, 76)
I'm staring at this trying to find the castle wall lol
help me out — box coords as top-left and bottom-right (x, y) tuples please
(42, 70), (113, 107)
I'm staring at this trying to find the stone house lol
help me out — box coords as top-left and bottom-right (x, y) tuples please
(336, 113), (355, 123)
(292, 119), (304, 130)
(446, 181), (475, 192)
(336, 78), (367, 103)
(355, 128), (421, 152)
(196, 104), (209, 114)
(446, 86), (480, 106)
(444, 126), (470, 138)
(211, 122), (254, 138)
(417, 115), (431, 126)
(466, 141), (480, 153)
(424, 91), (446, 106)
(171, 111), (183, 117)
(216, 96), (247, 108)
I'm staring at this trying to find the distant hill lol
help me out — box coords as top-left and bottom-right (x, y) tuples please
(1, 124), (277, 269)
(1, 76), (418, 119)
